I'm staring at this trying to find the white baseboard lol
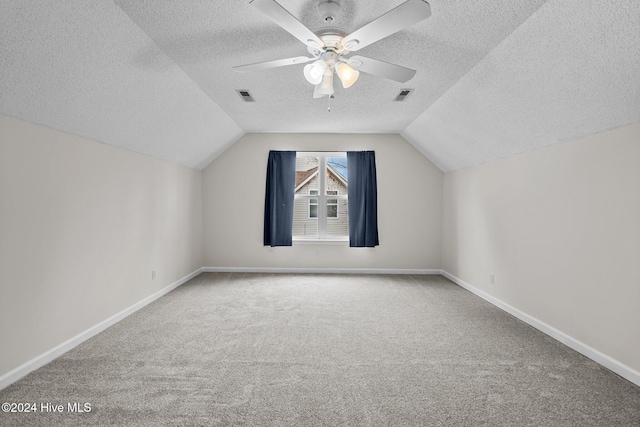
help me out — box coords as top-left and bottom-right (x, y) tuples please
(202, 267), (442, 275)
(0, 268), (202, 391)
(441, 270), (640, 387)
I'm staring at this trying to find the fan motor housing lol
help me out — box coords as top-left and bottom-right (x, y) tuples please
(307, 27), (348, 56)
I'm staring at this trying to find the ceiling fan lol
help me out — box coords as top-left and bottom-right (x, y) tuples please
(233, 0), (431, 98)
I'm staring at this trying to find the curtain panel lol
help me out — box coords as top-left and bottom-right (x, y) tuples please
(263, 150), (296, 247)
(347, 151), (379, 247)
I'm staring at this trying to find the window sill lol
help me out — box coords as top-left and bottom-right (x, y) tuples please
(293, 237), (349, 245)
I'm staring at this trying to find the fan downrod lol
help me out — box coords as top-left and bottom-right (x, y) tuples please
(318, 0), (341, 24)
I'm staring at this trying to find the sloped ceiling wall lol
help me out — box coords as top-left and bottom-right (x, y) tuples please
(0, 1), (243, 169)
(402, 0), (640, 171)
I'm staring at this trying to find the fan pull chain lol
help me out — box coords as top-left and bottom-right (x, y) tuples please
(327, 94), (334, 113)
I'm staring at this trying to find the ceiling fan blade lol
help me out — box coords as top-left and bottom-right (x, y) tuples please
(233, 56), (315, 72)
(347, 55), (416, 83)
(339, 0), (431, 52)
(251, 0), (324, 49)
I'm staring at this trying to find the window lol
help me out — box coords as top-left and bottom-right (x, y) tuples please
(293, 152), (348, 240)
(264, 150), (377, 247)
(309, 190), (318, 218)
(310, 190), (337, 219)
(327, 191), (338, 218)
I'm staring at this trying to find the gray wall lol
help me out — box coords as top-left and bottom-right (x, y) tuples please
(0, 115), (203, 377)
(442, 124), (640, 374)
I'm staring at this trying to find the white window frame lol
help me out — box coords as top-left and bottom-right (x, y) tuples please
(294, 152), (348, 243)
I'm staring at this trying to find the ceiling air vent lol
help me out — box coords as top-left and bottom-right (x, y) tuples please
(236, 89), (255, 102)
(394, 88), (414, 102)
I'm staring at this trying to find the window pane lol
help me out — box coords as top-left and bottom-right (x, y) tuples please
(326, 156), (348, 236)
(295, 156), (319, 193)
(326, 198), (349, 236)
(293, 198), (318, 237)
(326, 157), (347, 196)
(294, 153), (348, 239)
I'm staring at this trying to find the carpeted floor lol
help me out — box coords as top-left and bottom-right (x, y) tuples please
(1, 273), (639, 426)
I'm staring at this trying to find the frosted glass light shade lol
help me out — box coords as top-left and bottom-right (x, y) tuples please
(335, 62), (359, 88)
(303, 60), (327, 85)
(316, 70), (334, 95)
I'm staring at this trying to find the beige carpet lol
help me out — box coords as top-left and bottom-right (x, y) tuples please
(1, 273), (639, 426)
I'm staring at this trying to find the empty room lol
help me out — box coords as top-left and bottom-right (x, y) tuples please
(1, 0), (639, 425)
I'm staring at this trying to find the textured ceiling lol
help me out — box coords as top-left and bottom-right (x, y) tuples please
(402, 0), (640, 171)
(0, 0), (243, 169)
(1, 0), (638, 171)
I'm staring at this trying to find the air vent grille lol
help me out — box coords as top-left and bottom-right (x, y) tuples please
(236, 89), (255, 102)
(394, 88), (414, 102)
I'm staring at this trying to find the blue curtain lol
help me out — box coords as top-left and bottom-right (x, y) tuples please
(347, 151), (379, 247)
(264, 151), (296, 247)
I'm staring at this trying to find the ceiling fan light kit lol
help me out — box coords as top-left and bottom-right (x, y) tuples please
(335, 62), (359, 88)
(304, 60), (327, 85)
(318, 69), (335, 96)
(234, 0), (431, 98)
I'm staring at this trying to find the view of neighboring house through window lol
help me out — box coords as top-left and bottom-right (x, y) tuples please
(309, 190), (318, 218)
(308, 190), (338, 219)
(294, 152), (348, 239)
(326, 191), (338, 218)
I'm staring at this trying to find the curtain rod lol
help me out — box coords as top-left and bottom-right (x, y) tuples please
(292, 150), (373, 153)
(271, 150), (373, 153)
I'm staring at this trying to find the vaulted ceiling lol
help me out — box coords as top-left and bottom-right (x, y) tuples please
(1, 1), (638, 171)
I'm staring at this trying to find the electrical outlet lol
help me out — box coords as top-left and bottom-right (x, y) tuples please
(490, 274), (495, 284)
(152, 270), (156, 280)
